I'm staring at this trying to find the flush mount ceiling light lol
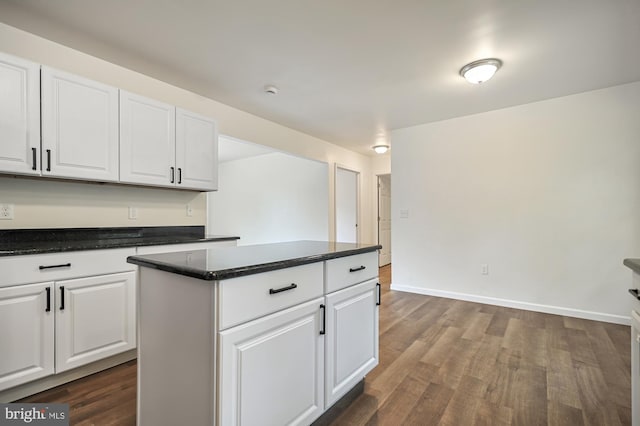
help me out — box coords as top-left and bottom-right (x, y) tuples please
(459, 58), (502, 84)
(373, 144), (390, 154)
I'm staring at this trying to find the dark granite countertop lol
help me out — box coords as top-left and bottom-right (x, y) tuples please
(127, 240), (382, 281)
(0, 226), (239, 256)
(624, 259), (640, 275)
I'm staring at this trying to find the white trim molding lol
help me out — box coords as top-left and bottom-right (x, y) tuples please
(390, 284), (631, 326)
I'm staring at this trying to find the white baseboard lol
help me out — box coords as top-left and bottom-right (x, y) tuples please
(390, 284), (631, 326)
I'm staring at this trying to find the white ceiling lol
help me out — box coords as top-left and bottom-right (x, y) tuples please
(2, 0), (639, 155)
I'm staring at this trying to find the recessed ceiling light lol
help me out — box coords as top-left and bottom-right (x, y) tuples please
(264, 84), (279, 95)
(459, 58), (502, 84)
(372, 144), (390, 154)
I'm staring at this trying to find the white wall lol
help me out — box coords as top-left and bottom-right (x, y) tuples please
(0, 23), (376, 241)
(0, 177), (204, 228)
(208, 153), (328, 245)
(391, 82), (640, 324)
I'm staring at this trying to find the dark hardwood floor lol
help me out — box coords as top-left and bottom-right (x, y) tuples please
(20, 264), (631, 425)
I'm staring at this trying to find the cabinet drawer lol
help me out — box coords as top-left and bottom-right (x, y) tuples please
(325, 252), (378, 293)
(218, 262), (323, 330)
(0, 248), (136, 288)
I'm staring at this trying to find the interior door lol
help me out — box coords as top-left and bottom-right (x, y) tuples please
(378, 174), (391, 266)
(335, 166), (358, 243)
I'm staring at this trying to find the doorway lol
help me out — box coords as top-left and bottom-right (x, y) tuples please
(335, 165), (359, 243)
(378, 174), (391, 266)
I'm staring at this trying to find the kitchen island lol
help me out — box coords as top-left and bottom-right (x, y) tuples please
(127, 240), (381, 426)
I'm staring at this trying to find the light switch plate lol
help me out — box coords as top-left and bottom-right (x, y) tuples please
(128, 206), (138, 220)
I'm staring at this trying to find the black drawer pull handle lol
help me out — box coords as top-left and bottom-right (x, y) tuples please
(349, 265), (366, 272)
(629, 289), (640, 300)
(178, 167), (182, 184)
(376, 283), (381, 306)
(269, 283), (297, 295)
(60, 286), (65, 310)
(46, 149), (51, 172)
(39, 263), (71, 270)
(45, 287), (51, 312)
(32, 147), (37, 170)
(170, 166), (175, 183)
(319, 304), (326, 335)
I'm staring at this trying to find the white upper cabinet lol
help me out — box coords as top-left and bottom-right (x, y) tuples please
(119, 91), (176, 187)
(0, 52), (40, 175)
(120, 93), (218, 191)
(176, 108), (218, 191)
(1, 50), (218, 191)
(41, 66), (119, 182)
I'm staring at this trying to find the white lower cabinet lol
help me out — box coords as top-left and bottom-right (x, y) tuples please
(0, 271), (136, 391)
(0, 248), (137, 393)
(0, 282), (54, 391)
(55, 271), (136, 372)
(217, 254), (380, 424)
(219, 298), (325, 426)
(324, 278), (379, 407)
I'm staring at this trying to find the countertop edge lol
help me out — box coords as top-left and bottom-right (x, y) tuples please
(0, 235), (241, 257)
(127, 245), (382, 281)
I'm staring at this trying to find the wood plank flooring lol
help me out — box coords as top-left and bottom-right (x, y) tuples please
(19, 264), (631, 425)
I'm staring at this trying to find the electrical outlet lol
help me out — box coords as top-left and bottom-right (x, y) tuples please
(481, 264), (489, 275)
(128, 206), (138, 220)
(186, 204), (193, 217)
(0, 204), (14, 220)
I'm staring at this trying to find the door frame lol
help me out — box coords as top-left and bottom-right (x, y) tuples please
(334, 164), (360, 243)
(377, 174), (391, 266)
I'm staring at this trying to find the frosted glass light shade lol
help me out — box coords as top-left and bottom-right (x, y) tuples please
(373, 144), (389, 154)
(460, 58), (502, 84)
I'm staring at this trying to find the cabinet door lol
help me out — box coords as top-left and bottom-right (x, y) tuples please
(120, 91), (176, 187)
(0, 52), (40, 176)
(0, 282), (54, 391)
(324, 278), (379, 408)
(55, 271), (136, 372)
(175, 108), (218, 191)
(41, 66), (119, 182)
(219, 297), (325, 426)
